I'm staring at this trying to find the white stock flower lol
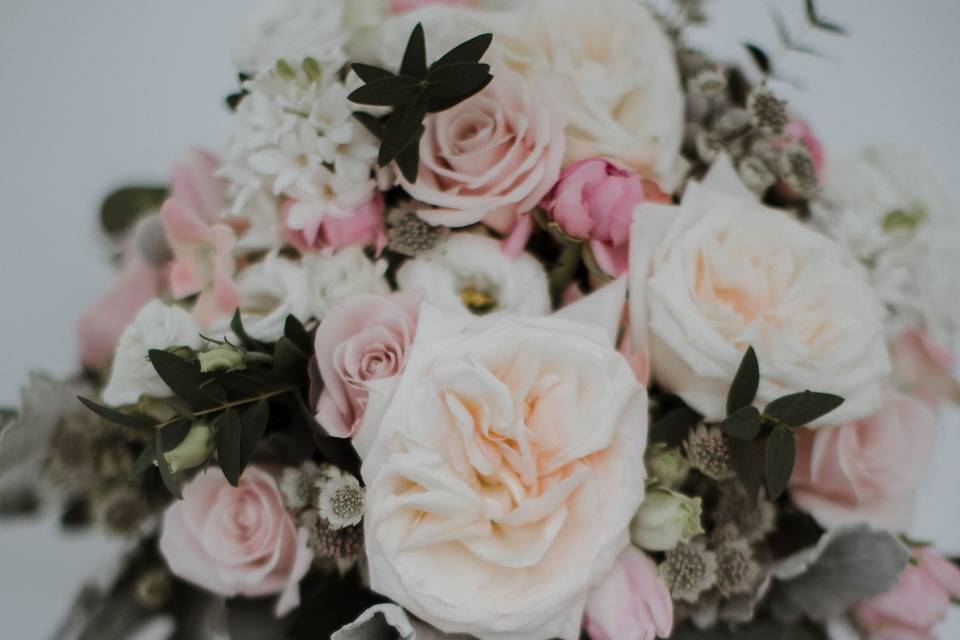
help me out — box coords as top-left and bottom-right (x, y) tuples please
(102, 301), (205, 406)
(231, 0), (348, 74)
(302, 247), (390, 320)
(359, 282), (648, 640)
(397, 233), (550, 316)
(812, 144), (960, 342)
(628, 156), (891, 426)
(232, 252), (311, 342)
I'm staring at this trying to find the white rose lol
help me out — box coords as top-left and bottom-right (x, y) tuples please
(379, 0), (684, 183)
(302, 247), (390, 320)
(230, 0), (348, 74)
(231, 252), (311, 342)
(359, 281), (648, 640)
(102, 301), (205, 406)
(397, 233), (550, 316)
(812, 144), (959, 342)
(628, 156), (891, 426)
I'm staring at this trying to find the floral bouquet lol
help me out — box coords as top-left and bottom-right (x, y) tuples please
(3, 0), (960, 638)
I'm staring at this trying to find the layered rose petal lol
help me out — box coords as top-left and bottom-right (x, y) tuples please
(584, 546), (673, 640)
(159, 466), (312, 616)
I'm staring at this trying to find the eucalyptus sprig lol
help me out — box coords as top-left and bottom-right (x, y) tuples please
(347, 23), (494, 183)
(719, 346), (844, 501)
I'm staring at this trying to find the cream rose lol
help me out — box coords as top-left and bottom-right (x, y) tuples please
(359, 282), (648, 639)
(628, 157), (891, 425)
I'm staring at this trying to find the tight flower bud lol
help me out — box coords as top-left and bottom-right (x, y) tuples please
(645, 444), (690, 490)
(163, 423), (215, 473)
(631, 487), (704, 552)
(198, 344), (246, 373)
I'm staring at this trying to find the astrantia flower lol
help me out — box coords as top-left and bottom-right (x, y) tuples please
(302, 247), (390, 320)
(231, 0), (348, 74)
(316, 467), (365, 529)
(397, 233), (550, 316)
(714, 540), (759, 597)
(713, 481), (776, 543)
(684, 424), (734, 480)
(280, 462), (321, 511)
(812, 144), (960, 343)
(659, 541), (718, 604)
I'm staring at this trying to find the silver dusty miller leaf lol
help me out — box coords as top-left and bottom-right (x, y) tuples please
(768, 525), (909, 623)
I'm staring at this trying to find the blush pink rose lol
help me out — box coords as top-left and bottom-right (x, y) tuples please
(281, 193), (386, 254)
(584, 546), (673, 640)
(788, 392), (938, 531)
(389, 0), (477, 13)
(77, 247), (164, 369)
(161, 147), (241, 327)
(854, 547), (960, 640)
(159, 466), (312, 616)
(315, 294), (421, 439)
(401, 66), (566, 232)
(542, 158), (668, 276)
(891, 330), (958, 405)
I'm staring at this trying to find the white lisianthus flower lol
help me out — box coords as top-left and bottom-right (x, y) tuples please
(230, 0), (348, 75)
(231, 252), (311, 342)
(812, 144), (960, 342)
(359, 281), (648, 640)
(302, 247), (390, 320)
(628, 156), (891, 426)
(102, 301), (205, 406)
(397, 233), (550, 316)
(630, 487), (704, 552)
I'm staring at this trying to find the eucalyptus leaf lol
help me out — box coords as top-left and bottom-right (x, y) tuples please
(132, 440), (156, 476)
(765, 391), (844, 427)
(765, 425), (795, 500)
(649, 407), (701, 447)
(283, 315), (313, 355)
(155, 430), (182, 499)
(426, 76), (492, 113)
(430, 33), (493, 69)
(379, 92), (428, 167)
(230, 309), (270, 352)
(273, 338), (309, 384)
(769, 525), (909, 622)
(216, 409), (243, 486)
(352, 111), (385, 140)
(348, 76), (424, 107)
(721, 405), (762, 440)
(395, 127), (425, 183)
(400, 23), (427, 79)
(350, 63), (394, 84)
(147, 349), (224, 410)
(425, 63), (492, 99)
(726, 435), (762, 500)
(77, 397), (155, 432)
(239, 400), (269, 472)
(726, 346), (759, 415)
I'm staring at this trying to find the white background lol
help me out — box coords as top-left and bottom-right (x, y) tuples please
(1, 0), (958, 637)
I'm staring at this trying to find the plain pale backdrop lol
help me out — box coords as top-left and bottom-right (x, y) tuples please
(1, 1), (958, 637)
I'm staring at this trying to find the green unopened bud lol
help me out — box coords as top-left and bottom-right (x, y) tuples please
(165, 345), (196, 360)
(163, 423), (215, 473)
(645, 444), (691, 490)
(275, 59), (296, 79)
(631, 487), (704, 552)
(302, 57), (322, 83)
(198, 344), (246, 373)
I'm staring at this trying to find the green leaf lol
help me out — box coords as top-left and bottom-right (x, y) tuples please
(721, 405), (762, 440)
(425, 63), (492, 99)
(155, 430), (182, 499)
(400, 23), (428, 79)
(379, 92), (428, 167)
(76, 396), (156, 432)
(426, 75), (492, 112)
(239, 400), (269, 472)
(431, 33), (493, 69)
(352, 111), (385, 139)
(350, 63), (394, 83)
(744, 43), (772, 75)
(548, 243), (582, 303)
(766, 425), (796, 500)
(283, 315), (313, 355)
(726, 346), (759, 415)
(650, 407), (701, 447)
(147, 349), (224, 409)
(132, 439), (157, 476)
(394, 126), (425, 183)
(216, 409), (243, 486)
(158, 418), (192, 453)
(347, 75), (424, 107)
(726, 435), (762, 501)
(100, 187), (167, 235)
(765, 391), (844, 427)
(230, 309), (269, 352)
(582, 242), (614, 282)
(273, 337), (309, 384)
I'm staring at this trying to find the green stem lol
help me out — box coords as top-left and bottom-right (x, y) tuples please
(153, 386), (297, 430)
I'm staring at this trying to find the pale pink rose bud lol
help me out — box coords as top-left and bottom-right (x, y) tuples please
(542, 158), (668, 276)
(789, 392), (938, 532)
(281, 192), (387, 254)
(854, 547), (960, 640)
(584, 546), (673, 640)
(159, 466), (312, 616)
(314, 293), (420, 439)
